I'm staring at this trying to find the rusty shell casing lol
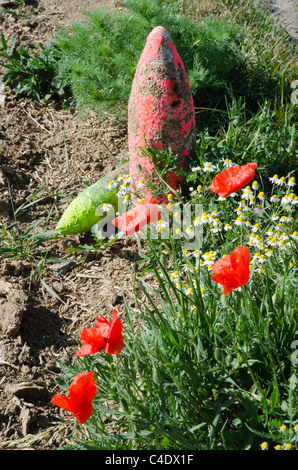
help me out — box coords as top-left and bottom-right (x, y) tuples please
(128, 26), (196, 202)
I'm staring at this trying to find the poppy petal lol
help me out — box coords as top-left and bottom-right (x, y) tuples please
(76, 326), (106, 356)
(211, 246), (250, 295)
(112, 201), (160, 235)
(51, 394), (73, 413)
(68, 371), (97, 405)
(209, 163), (258, 198)
(105, 311), (124, 354)
(51, 371), (97, 425)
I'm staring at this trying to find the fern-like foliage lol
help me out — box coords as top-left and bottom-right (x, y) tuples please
(53, 0), (245, 119)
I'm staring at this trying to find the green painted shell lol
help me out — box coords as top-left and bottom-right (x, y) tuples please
(56, 163), (129, 235)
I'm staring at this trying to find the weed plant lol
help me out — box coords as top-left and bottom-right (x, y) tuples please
(53, 0), (244, 119)
(51, 152), (298, 450)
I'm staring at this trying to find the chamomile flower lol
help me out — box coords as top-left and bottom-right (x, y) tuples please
(185, 226), (194, 238)
(156, 219), (167, 231)
(170, 270), (180, 281)
(200, 287), (207, 297)
(122, 174), (135, 184)
(222, 158), (234, 167)
(184, 285), (194, 296)
(101, 203), (113, 213)
(270, 194), (280, 203)
(193, 216), (202, 227)
(202, 162), (217, 172)
(235, 216), (243, 225)
(251, 181), (259, 190)
(252, 223), (260, 232)
(269, 174), (279, 184)
(276, 176), (286, 186)
(108, 180), (117, 190)
(258, 191), (265, 201)
(254, 205), (264, 215)
(281, 195), (291, 206)
(224, 223), (232, 231)
(211, 225), (221, 233)
(261, 442), (269, 450)
(288, 176), (296, 187)
(193, 249), (201, 258)
(137, 179), (146, 189)
(242, 189), (253, 200)
(183, 263), (193, 274)
(285, 444), (293, 450)
(121, 181), (130, 191)
(123, 194), (131, 206)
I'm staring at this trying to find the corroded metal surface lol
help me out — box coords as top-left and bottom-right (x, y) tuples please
(128, 26), (196, 202)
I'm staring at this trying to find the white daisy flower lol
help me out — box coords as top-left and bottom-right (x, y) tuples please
(221, 158), (235, 168)
(270, 194), (279, 203)
(251, 223), (261, 232)
(242, 189), (253, 200)
(202, 162), (217, 172)
(275, 176), (286, 186)
(137, 179), (146, 189)
(254, 205), (264, 215)
(101, 203), (113, 213)
(258, 192), (265, 201)
(108, 180), (117, 190)
(281, 195), (291, 206)
(269, 174), (279, 184)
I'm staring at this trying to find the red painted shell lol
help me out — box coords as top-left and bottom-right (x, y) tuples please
(128, 26), (196, 203)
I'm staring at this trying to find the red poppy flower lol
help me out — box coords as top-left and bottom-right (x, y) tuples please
(112, 198), (160, 235)
(209, 162), (258, 198)
(51, 371), (97, 424)
(76, 309), (124, 357)
(211, 246), (250, 295)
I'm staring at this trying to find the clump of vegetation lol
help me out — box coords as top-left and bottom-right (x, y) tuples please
(0, 34), (71, 102)
(53, 0), (244, 118)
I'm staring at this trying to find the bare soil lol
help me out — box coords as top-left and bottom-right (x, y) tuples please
(0, 0), (297, 451)
(0, 0), (140, 450)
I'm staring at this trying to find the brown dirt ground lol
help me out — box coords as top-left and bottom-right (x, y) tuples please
(0, 0), (144, 450)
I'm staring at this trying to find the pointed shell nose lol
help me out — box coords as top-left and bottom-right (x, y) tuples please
(128, 27), (196, 203)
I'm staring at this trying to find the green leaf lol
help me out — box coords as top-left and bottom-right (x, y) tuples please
(40, 278), (65, 304)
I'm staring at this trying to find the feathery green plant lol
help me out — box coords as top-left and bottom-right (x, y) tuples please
(53, 0), (244, 118)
